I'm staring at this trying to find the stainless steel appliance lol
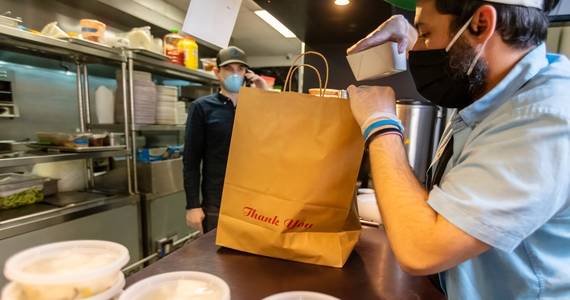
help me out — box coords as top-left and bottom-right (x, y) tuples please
(0, 69), (19, 118)
(137, 158), (184, 196)
(396, 99), (443, 184)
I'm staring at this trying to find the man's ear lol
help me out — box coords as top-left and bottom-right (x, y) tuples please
(469, 4), (497, 44)
(213, 67), (222, 80)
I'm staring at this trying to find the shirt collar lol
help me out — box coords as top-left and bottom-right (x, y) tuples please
(458, 43), (549, 127)
(216, 92), (232, 104)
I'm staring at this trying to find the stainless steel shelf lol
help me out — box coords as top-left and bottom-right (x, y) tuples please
(0, 26), (217, 84)
(0, 191), (138, 240)
(92, 124), (185, 132)
(0, 25), (124, 63)
(129, 52), (218, 84)
(0, 149), (128, 168)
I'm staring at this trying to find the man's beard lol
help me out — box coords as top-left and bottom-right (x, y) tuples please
(447, 36), (489, 100)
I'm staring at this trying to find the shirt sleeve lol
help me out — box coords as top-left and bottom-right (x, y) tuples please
(183, 101), (206, 209)
(428, 105), (570, 252)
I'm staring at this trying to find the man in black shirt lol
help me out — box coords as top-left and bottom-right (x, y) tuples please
(184, 46), (268, 233)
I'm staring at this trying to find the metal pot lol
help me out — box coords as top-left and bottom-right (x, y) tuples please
(396, 99), (443, 184)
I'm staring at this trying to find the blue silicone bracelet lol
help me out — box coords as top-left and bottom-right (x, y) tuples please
(363, 119), (403, 139)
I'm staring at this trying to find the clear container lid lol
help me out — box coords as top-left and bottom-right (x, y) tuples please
(262, 291), (340, 300)
(4, 240), (129, 285)
(0, 174), (45, 193)
(119, 271), (230, 300)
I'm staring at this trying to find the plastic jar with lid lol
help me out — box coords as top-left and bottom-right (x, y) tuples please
(163, 29), (184, 65)
(178, 36), (199, 70)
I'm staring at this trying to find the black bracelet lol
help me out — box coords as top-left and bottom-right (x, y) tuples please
(365, 127), (403, 148)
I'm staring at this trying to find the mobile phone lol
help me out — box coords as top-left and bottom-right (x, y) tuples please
(245, 69), (254, 86)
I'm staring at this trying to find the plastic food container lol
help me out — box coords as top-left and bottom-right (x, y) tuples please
(164, 29), (184, 65)
(263, 291), (340, 300)
(0, 174), (45, 210)
(108, 133), (125, 147)
(36, 132), (91, 148)
(89, 133), (109, 147)
(127, 27), (153, 51)
(80, 19), (106, 42)
(2, 272), (125, 300)
(200, 58), (216, 72)
(308, 88), (342, 98)
(346, 42), (407, 81)
(178, 37), (199, 70)
(3, 240), (130, 300)
(40, 22), (69, 39)
(119, 271), (230, 300)
(42, 178), (59, 197)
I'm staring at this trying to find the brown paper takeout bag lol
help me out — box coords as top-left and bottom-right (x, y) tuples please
(216, 52), (364, 268)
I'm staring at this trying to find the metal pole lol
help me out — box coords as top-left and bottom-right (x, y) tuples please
(121, 61), (134, 195)
(82, 64), (95, 189)
(82, 64), (92, 126)
(76, 64), (92, 191)
(76, 64), (85, 132)
(128, 56), (139, 194)
(298, 42), (306, 93)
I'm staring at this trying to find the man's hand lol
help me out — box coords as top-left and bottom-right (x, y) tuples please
(186, 208), (205, 233)
(347, 85), (397, 131)
(347, 15), (418, 55)
(245, 70), (269, 90)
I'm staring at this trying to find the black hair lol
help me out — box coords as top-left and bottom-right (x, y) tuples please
(435, 0), (561, 49)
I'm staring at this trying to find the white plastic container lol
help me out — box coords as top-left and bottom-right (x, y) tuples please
(3, 240), (129, 300)
(2, 272), (126, 300)
(119, 271), (230, 300)
(356, 189), (382, 224)
(263, 291), (340, 300)
(40, 22), (69, 39)
(95, 86), (115, 124)
(346, 42), (407, 81)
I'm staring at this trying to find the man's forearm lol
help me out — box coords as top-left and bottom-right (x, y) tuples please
(368, 134), (442, 273)
(369, 134), (489, 275)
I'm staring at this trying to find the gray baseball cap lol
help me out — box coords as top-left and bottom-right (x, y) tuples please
(216, 46), (249, 68)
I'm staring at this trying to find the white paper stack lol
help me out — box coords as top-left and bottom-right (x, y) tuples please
(156, 85), (186, 125)
(115, 71), (157, 124)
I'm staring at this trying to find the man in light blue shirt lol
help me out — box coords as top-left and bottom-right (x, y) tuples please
(347, 0), (569, 299)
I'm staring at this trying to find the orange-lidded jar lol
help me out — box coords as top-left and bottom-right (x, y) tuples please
(163, 29), (184, 65)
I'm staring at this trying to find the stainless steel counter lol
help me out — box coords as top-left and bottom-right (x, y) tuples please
(0, 191), (138, 240)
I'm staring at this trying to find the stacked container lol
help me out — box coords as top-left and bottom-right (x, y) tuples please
(156, 85), (186, 125)
(115, 71), (157, 125)
(2, 240), (129, 300)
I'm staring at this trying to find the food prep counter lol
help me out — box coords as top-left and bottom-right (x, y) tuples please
(126, 226), (445, 300)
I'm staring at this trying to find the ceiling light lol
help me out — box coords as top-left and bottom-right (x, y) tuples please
(335, 0), (350, 6)
(254, 10), (296, 38)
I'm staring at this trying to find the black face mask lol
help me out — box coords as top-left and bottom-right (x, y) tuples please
(408, 49), (473, 109)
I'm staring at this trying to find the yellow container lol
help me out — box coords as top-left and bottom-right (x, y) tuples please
(178, 37), (199, 70)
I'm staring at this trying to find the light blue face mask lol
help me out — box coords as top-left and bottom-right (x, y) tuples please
(223, 74), (244, 93)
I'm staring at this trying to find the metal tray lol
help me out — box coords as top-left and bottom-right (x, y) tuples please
(0, 15), (22, 28)
(59, 37), (113, 52)
(128, 47), (169, 61)
(27, 144), (125, 153)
